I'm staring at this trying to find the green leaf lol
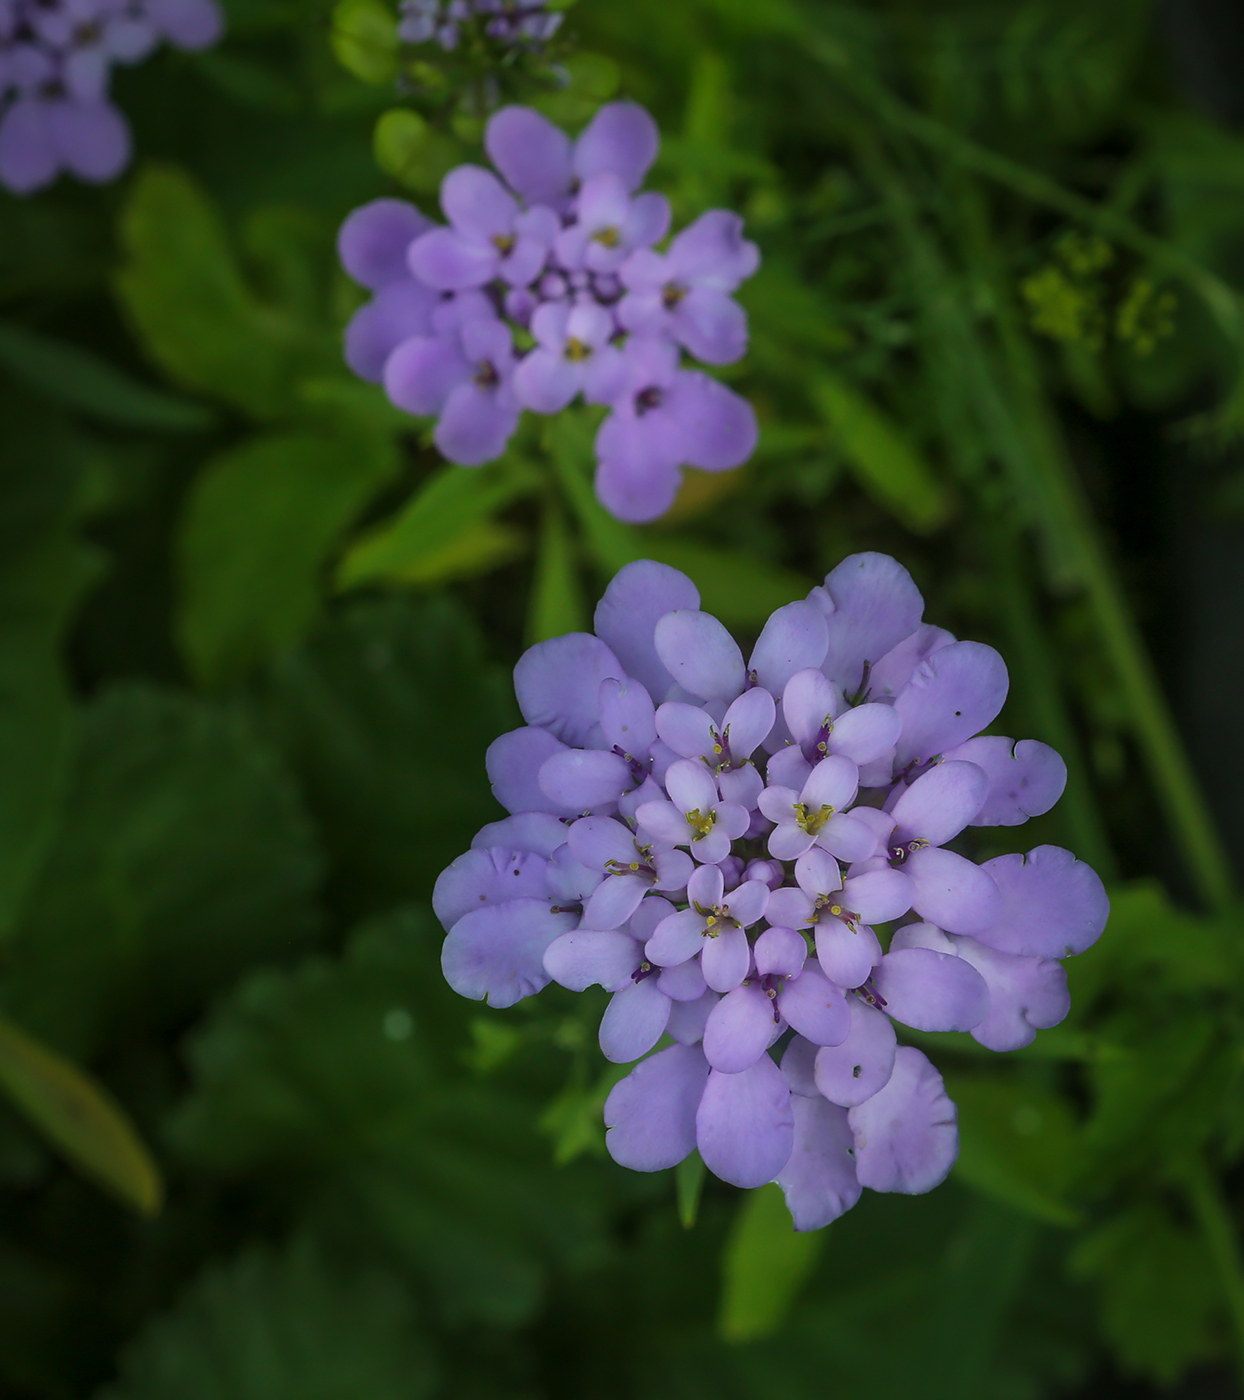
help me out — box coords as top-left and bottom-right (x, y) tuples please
(99, 1239), (437, 1400)
(337, 459), (535, 590)
(170, 908), (608, 1325)
(374, 110), (461, 195)
(114, 165), (309, 418)
(0, 1015), (161, 1215)
(1069, 1204), (1221, 1382)
(810, 373), (953, 533)
(675, 1150), (706, 1229)
(944, 1072), (1083, 1227)
(641, 538), (811, 628)
(258, 595), (515, 915)
(1, 686), (323, 1059)
(177, 424), (398, 686)
(718, 1183), (826, 1342)
(528, 499), (585, 643)
(531, 53), (620, 126)
(0, 322), (213, 431)
(330, 0), (398, 84)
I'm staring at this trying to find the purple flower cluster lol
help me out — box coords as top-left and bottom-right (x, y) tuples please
(397, 0), (561, 51)
(0, 0), (221, 193)
(338, 100), (759, 522)
(434, 553), (1109, 1229)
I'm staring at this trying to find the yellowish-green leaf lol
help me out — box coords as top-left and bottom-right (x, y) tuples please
(718, 1183), (825, 1342)
(811, 372), (953, 533)
(331, 0), (398, 84)
(0, 1015), (161, 1214)
(374, 110), (461, 195)
(337, 460), (535, 589)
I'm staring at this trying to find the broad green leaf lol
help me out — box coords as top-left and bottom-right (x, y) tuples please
(1, 686), (322, 1058)
(337, 460), (535, 590)
(178, 424), (398, 686)
(331, 0), (398, 84)
(114, 165), (308, 418)
(0, 322), (212, 431)
(99, 1239), (437, 1400)
(1069, 1204), (1221, 1382)
(718, 1183), (825, 1342)
(811, 373), (953, 533)
(259, 595), (515, 915)
(945, 1073), (1082, 1226)
(0, 1016), (160, 1215)
(170, 908), (608, 1325)
(528, 499), (585, 643)
(374, 110), (461, 194)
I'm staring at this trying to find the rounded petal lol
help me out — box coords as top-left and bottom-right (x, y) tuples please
(433, 845), (550, 927)
(594, 446), (682, 524)
(778, 964), (851, 1046)
(514, 632), (623, 746)
(600, 977), (672, 1062)
(472, 812), (569, 857)
(871, 947), (989, 1033)
(701, 924), (751, 993)
(696, 1056), (795, 1188)
(407, 226), (497, 290)
(764, 887), (813, 929)
(486, 725), (571, 815)
(868, 623), (956, 701)
(383, 334), (470, 416)
(890, 760), (990, 847)
(635, 800), (691, 847)
(818, 813), (877, 864)
(667, 988), (716, 1044)
(828, 703), (903, 766)
(814, 999), (896, 1108)
(486, 104), (573, 205)
(751, 609), (830, 702)
(440, 164), (518, 239)
(605, 1042), (710, 1171)
(848, 1047), (957, 1195)
(841, 868), (913, 925)
(655, 702), (716, 759)
(654, 610), (746, 702)
(668, 210), (760, 288)
(657, 956), (708, 1002)
(646, 907), (707, 966)
(687, 862), (725, 909)
(0, 100), (58, 193)
(794, 846), (843, 900)
(583, 873), (649, 931)
(769, 823), (815, 861)
(664, 757), (719, 814)
(720, 688), (776, 763)
(892, 640), (1010, 767)
(442, 897), (576, 1007)
(754, 925), (807, 978)
(944, 737), (1068, 827)
(777, 1095), (862, 1231)
(905, 846), (1003, 936)
(48, 100), (130, 182)
(814, 917), (881, 989)
(599, 676), (658, 756)
(666, 372), (758, 471)
(145, 0), (222, 46)
(435, 381), (518, 465)
(810, 552), (924, 698)
(973, 846), (1109, 957)
(593, 560), (700, 702)
(953, 935), (1071, 1052)
(703, 983), (778, 1073)
(339, 198), (434, 289)
(574, 100), (659, 191)
(781, 1035), (819, 1096)
(724, 879), (771, 928)
(512, 347), (578, 413)
(538, 747), (632, 810)
(567, 814), (637, 869)
(801, 754), (858, 812)
(345, 281), (440, 383)
(671, 286), (748, 364)
(544, 929), (640, 992)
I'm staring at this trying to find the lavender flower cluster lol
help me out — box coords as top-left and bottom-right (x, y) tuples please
(0, 0), (221, 193)
(338, 100), (759, 522)
(434, 553), (1109, 1228)
(397, 0), (561, 51)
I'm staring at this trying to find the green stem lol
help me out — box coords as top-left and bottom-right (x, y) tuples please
(1182, 1153), (1244, 1389)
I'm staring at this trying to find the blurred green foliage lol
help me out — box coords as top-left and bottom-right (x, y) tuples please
(2, 0), (1244, 1396)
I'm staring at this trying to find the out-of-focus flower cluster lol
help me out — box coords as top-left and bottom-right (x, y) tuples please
(0, 0), (221, 193)
(337, 100), (759, 522)
(397, 0), (561, 52)
(434, 553), (1109, 1229)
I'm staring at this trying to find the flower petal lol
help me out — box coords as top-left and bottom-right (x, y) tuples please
(600, 977), (672, 1062)
(777, 1094), (862, 1231)
(593, 560), (700, 702)
(701, 923), (751, 993)
(696, 1056), (795, 1187)
(407, 227), (497, 290)
(538, 747), (632, 810)
(485, 725), (572, 815)
(848, 1046), (957, 1194)
(722, 687), (776, 760)
(809, 552), (924, 698)
(827, 703), (903, 766)
(605, 1042), (710, 1171)
(544, 929), (640, 992)
(654, 610), (746, 703)
(973, 846), (1109, 957)
(905, 846), (1002, 936)
(944, 737), (1068, 827)
(952, 935), (1071, 1052)
(813, 999), (896, 1107)
(890, 759), (990, 848)
(871, 947), (989, 1033)
(485, 104), (573, 205)
(433, 845), (550, 927)
(441, 897), (576, 1008)
(703, 983), (778, 1073)
(814, 917), (881, 989)
(573, 100), (659, 191)
(892, 640), (1009, 767)
(753, 925), (807, 978)
(338, 198), (434, 290)
(778, 964), (851, 1046)
(434, 380), (519, 466)
(514, 632), (624, 746)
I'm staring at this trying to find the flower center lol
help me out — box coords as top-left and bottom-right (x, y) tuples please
(473, 359), (499, 388)
(635, 385), (663, 415)
(564, 336), (592, 362)
(662, 281), (687, 309)
(685, 807), (716, 839)
(592, 225), (621, 248)
(794, 801), (834, 835)
(888, 837), (930, 866)
(814, 715), (834, 757)
(491, 232), (516, 255)
(813, 894), (860, 930)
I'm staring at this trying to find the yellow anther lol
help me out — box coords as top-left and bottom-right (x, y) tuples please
(491, 233), (516, 255)
(686, 807), (717, 839)
(565, 336), (592, 362)
(793, 801), (835, 835)
(592, 226), (621, 247)
(630, 861), (640, 871)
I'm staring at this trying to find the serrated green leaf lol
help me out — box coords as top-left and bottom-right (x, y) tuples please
(0, 322), (213, 431)
(170, 908), (607, 1325)
(1, 686), (322, 1058)
(945, 1073), (1082, 1226)
(718, 1183), (825, 1342)
(99, 1239), (437, 1400)
(337, 459), (535, 590)
(259, 595), (515, 915)
(0, 1017), (161, 1215)
(114, 165), (310, 418)
(811, 373), (953, 533)
(178, 424), (398, 686)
